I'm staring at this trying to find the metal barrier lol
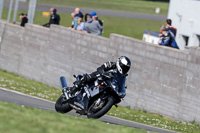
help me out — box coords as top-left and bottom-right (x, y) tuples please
(0, 0), (37, 24)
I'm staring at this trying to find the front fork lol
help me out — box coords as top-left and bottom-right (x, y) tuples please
(60, 76), (70, 100)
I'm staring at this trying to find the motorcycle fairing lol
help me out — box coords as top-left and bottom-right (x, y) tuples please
(110, 72), (126, 97)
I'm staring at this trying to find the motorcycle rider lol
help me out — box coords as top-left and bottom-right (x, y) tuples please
(70, 56), (131, 95)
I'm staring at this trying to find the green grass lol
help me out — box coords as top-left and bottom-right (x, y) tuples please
(34, 0), (169, 15)
(1, 8), (164, 39)
(0, 70), (60, 101)
(0, 69), (200, 133)
(0, 101), (148, 133)
(108, 106), (200, 133)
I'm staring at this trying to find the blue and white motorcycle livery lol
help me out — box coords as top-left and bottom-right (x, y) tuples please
(55, 70), (127, 119)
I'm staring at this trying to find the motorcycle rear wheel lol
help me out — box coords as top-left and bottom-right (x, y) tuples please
(55, 95), (73, 113)
(87, 96), (114, 119)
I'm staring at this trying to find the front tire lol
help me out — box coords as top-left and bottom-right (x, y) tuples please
(87, 96), (115, 119)
(55, 95), (72, 113)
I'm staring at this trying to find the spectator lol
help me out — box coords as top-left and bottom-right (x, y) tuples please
(43, 8), (60, 28)
(90, 11), (103, 27)
(73, 15), (79, 30)
(77, 18), (87, 32)
(159, 25), (179, 49)
(166, 19), (177, 37)
(70, 12), (76, 28)
(19, 13), (28, 27)
(84, 13), (91, 22)
(75, 8), (83, 19)
(72, 8), (84, 30)
(85, 12), (103, 36)
(90, 11), (104, 34)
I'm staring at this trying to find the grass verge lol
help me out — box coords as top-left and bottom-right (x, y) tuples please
(0, 101), (149, 133)
(0, 69), (200, 133)
(1, 8), (164, 39)
(27, 0), (169, 15)
(108, 106), (200, 133)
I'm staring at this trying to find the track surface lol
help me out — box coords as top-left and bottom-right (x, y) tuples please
(3, 1), (167, 21)
(0, 87), (178, 133)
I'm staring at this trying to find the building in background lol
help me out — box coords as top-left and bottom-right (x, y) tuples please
(168, 0), (200, 50)
(143, 0), (199, 50)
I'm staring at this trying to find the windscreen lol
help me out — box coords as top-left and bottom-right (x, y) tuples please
(111, 72), (126, 95)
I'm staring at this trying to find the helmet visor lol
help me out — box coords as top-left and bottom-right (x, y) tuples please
(119, 61), (130, 74)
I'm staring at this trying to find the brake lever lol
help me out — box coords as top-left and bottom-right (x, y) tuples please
(73, 75), (77, 78)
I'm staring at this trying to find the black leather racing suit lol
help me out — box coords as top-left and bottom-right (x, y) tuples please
(85, 61), (116, 83)
(71, 61), (116, 94)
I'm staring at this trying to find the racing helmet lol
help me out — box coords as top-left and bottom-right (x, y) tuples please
(116, 56), (131, 75)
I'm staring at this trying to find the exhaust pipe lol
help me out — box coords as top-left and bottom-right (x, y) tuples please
(60, 76), (68, 89)
(60, 76), (70, 100)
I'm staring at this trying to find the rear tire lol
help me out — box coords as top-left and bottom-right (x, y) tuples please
(87, 96), (114, 119)
(55, 95), (72, 113)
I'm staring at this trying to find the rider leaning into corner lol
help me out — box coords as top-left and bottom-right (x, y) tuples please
(69, 56), (131, 96)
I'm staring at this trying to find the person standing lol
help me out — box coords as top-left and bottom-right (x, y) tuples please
(19, 13), (28, 27)
(85, 12), (103, 36)
(84, 13), (91, 22)
(74, 8), (83, 19)
(166, 19), (177, 37)
(77, 18), (87, 32)
(43, 8), (60, 28)
(90, 11), (103, 27)
(159, 25), (179, 49)
(72, 8), (84, 30)
(70, 12), (76, 28)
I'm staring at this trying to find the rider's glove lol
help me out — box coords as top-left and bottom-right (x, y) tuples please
(75, 74), (88, 88)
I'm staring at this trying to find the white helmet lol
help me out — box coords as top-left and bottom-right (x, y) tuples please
(116, 56), (131, 75)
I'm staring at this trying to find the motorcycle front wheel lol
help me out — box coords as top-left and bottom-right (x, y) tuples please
(55, 95), (73, 113)
(87, 96), (115, 119)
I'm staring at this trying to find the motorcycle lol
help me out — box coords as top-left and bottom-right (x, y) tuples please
(55, 69), (127, 119)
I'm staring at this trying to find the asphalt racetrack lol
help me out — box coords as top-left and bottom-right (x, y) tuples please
(0, 87), (178, 133)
